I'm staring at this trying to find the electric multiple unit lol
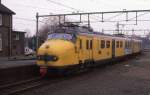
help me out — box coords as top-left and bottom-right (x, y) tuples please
(37, 27), (142, 76)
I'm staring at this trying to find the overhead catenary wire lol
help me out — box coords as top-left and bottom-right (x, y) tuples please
(127, 12), (150, 21)
(14, 17), (36, 22)
(9, 3), (72, 13)
(47, 0), (84, 12)
(46, 0), (101, 21)
(9, 1), (150, 37)
(14, 9), (150, 27)
(12, 1), (150, 25)
(14, 17), (48, 24)
(105, 13), (124, 21)
(14, 12), (150, 24)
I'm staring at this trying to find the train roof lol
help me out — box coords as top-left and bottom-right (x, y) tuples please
(52, 24), (142, 41)
(78, 31), (142, 42)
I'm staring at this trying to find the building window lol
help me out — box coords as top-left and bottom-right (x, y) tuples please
(0, 14), (2, 26)
(106, 41), (110, 48)
(13, 45), (16, 49)
(101, 40), (105, 49)
(15, 33), (19, 40)
(0, 34), (2, 51)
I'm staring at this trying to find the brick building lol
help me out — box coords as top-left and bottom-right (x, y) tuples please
(0, 1), (15, 56)
(0, 1), (25, 57)
(12, 31), (25, 56)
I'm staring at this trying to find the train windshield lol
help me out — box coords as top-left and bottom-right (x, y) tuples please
(47, 33), (76, 41)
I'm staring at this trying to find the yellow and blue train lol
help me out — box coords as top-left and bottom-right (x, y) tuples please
(37, 27), (142, 76)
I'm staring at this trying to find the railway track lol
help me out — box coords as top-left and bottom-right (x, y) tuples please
(0, 77), (46, 95)
(0, 74), (74, 95)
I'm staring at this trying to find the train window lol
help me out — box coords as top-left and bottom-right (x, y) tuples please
(116, 41), (119, 48)
(140, 42), (141, 48)
(90, 40), (93, 49)
(127, 41), (129, 48)
(101, 40), (105, 49)
(140, 42), (142, 48)
(97, 40), (99, 50)
(47, 33), (74, 41)
(79, 39), (82, 49)
(106, 41), (110, 48)
(86, 40), (89, 49)
(120, 41), (123, 48)
(99, 40), (101, 49)
(125, 41), (127, 48)
(129, 41), (131, 48)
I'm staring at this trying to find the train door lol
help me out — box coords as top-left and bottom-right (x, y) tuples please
(86, 40), (90, 60)
(75, 36), (84, 64)
(112, 39), (115, 58)
(86, 38), (93, 61)
(89, 38), (93, 61)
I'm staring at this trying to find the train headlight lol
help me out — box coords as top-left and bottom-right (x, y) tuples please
(52, 56), (58, 61)
(46, 55), (58, 61)
(37, 55), (42, 60)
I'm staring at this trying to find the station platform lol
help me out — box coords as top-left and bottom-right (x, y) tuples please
(0, 60), (36, 69)
(0, 59), (39, 85)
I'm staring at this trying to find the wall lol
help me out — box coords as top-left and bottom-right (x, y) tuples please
(11, 31), (25, 56)
(0, 13), (12, 57)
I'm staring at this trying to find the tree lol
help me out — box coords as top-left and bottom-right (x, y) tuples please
(38, 16), (65, 41)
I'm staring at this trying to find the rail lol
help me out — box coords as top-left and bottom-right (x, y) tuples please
(0, 74), (73, 95)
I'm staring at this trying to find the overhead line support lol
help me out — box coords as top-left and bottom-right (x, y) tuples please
(36, 12), (39, 51)
(102, 12), (104, 22)
(38, 9), (150, 17)
(136, 12), (138, 25)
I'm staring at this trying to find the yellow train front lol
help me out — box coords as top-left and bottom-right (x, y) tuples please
(37, 31), (142, 76)
(37, 33), (79, 76)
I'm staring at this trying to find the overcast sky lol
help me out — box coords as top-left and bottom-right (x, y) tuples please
(2, 0), (150, 36)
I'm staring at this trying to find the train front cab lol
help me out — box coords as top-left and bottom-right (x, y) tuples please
(37, 33), (80, 75)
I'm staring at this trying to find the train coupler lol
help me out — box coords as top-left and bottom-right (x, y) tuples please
(40, 67), (47, 77)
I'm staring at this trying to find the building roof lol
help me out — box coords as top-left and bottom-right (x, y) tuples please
(13, 31), (26, 33)
(0, 4), (15, 14)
